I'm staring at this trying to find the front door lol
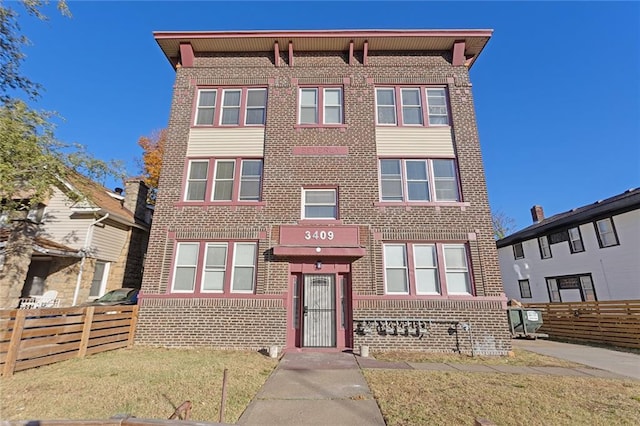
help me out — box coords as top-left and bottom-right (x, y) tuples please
(302, 274), (336, 347)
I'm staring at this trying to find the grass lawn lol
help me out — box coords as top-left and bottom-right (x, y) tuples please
(0, 346), (277, 423)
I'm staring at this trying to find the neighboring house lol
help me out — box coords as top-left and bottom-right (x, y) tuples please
(137, 29), (510, 355)
(0, 173), (152, 308)
(497, 188), (640, 303)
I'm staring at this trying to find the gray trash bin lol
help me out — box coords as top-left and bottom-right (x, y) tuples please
(507, 308), (545, 339)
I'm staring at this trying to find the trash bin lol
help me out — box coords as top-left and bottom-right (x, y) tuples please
(507, 308), (545, 339)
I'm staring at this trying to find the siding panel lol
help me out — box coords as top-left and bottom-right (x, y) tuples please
(40, 188), (91, 250)
(91, 224), (129, 262)
(187, 128), (265, 157)
(376, 127), (454, 156)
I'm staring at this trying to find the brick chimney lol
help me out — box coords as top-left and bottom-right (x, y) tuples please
(530, 205), (545, 223)
(124, 179), (150, 223)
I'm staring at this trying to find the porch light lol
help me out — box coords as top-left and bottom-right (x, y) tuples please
(315, 260), (322, 269)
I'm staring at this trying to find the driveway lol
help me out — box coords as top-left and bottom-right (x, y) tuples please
(512, 338), (640, 380)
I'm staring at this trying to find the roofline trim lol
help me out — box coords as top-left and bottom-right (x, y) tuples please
(153, 29), (494, 40)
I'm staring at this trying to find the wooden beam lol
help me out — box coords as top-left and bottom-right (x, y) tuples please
(363, 40), (369, 66)
(288, 41), (294, 67)
(453, 40), (466, 66)
(179, 42), (194, 67)
(274, 41), (280, 67)
(349, 40), (354, 65)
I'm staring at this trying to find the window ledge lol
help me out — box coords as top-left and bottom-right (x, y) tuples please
(175, 201), (266, 209)
(294, 124), (348, 130)
(374, 201), (470, 208)
(191, 124), (266, 129)
(298, 219), (343, 225)
(375, 125), (452, 129)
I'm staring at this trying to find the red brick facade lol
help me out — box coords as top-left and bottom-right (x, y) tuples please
(136, 31), (511, 355)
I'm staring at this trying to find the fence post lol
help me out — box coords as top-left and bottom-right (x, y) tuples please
(127, 305), (139, 348)
(78, 306), (95, 358)
(3, 310), (27, 377)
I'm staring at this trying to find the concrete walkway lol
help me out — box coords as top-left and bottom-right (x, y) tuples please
(512, 338), (640, 380)
(238, 343), (638, 425)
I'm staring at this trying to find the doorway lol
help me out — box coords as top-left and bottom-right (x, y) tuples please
(302, 274), (336, 347)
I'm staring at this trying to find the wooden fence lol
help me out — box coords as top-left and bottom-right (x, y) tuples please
(524, 300), (640, 349)
(0, 305), (138, 377)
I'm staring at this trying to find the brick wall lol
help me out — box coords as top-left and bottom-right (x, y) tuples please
(137, 47), (509, 353)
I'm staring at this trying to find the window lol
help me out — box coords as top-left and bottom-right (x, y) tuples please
(568, 227), (584, 253)
(518, 279), (532, 298)
(379, 159), (460, 202)
(302, 189), (337, 219)
(538, 236), (552, 259)
(595, 217), (619, 248)
(185, 161), (208, 201)
(546, 274), (597, 302)
(194, 87), (267, 126)
(513, 242), (524, 259)
(298, 87), (343, 125)
(383, 243), (472, 296)
(183, 158), (263, 203)
(89, 261), (110, 298)
(375, 86), (449, 126)
(171, 241), (257, 294)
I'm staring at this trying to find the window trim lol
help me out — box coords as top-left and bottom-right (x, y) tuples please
(375, 86), (450, 127)
(383, 242), (474, 298)
(301, 188), (338, 220)
(594, 217), (620, 248)
(513, 242), (525, 260)
(170, 241), (258, 295)
(546, 273), (598, 303)
(378, 158), (461, 203)
(192, 86), (267, 128)
(297, 86), (344, 127)
(518, 279), (532, 299)
(179, 157), (265, 206)
(568, 226), (585, 253)
(538, 236), (552, 259)
(184, 160), (209, 202)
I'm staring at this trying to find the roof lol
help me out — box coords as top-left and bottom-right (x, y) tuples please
(0, 228), (81, 258)
(496, 188), (640, 248)
(154, 29), (492, 69)
(63, 171), (138, 227)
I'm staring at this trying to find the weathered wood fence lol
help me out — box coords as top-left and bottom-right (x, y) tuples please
(1, 305), (138, 377)
(525, 300), (640, 349)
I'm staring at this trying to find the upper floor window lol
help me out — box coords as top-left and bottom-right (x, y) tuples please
(595, 217), (619, 248)
(568, 227), (584, 253)
(379, 159), (460, 202)
(171, 241), (258, 294)
(184, 158), (263, 203)
(194, 87), (267, 127)
(302, 188), (337, 220)
(518, 279), (532, 298)
(513, 242), (524, 259)
(375, 86), (449, 126)
(538, 236), (552, 259)
(383, 243), (472, 296)
(298, 87), (343, 125)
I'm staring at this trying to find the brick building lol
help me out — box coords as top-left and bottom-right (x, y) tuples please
(136, 30), (511, 355)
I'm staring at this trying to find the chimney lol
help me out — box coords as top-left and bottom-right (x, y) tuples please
(124, 179), (150, 223)
(531, 205), (545, 223)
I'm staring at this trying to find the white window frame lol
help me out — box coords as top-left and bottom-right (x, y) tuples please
(595, 218), (619, 248)
(219, 89), (242, 126)
(443, 244), (471, 295)
(194, 89), (217, 125)
(238, 160), (263, 201)
(539, 236), (552, 259)
(184, 160), (209, 202)
(383, 244), (409, 294)
(212, 160), (236, 201)
(400, 88), (423, 126)
(230, 242), (257, 293)
(426, 88), (450, 126)
(299, 88), (319, 124)
(568, 227), (584, 253)
(89, 261), (110, 298)
(379, 159), (460, 202)
(244, 88), (267, 125)
(413, 244), (440, 295)
(201, 243), (228, 293)
(375, 88), (397, 125)
(171, 242), (200, 293)
(323, 88), (343, 124)
(301, 188), (337, 220)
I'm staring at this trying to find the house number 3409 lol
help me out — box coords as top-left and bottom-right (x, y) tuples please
(304, 230), (335, 240)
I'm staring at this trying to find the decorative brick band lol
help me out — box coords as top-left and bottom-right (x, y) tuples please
(295, 77), (349, 85)
(173, 228), (262, 240)
(374, 228), (473, 241)
(374, 76), (449, 85)
(140, 297), (284, 308)
(354, 298), (503, 310)
(195, 78), (270, 86)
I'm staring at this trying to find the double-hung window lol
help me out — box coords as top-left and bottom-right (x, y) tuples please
(379, 159), (460, 202)
(302, 189), (337, 219)
(383, 243), (472, 296)
(171, 241), (258, 294)
(298, 87), (343, 125)
(183, 158), (263, 203)
(538, 236), (552, 259)
(375, 87), (449, 126)
(513, 242), (524, 259)
(519, 279), (532, 298)
(194, 87), (267, 126)
(568, 227), (584, 253)
(595, 217), (619, 248)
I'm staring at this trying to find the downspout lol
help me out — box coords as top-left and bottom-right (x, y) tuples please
(72, 213), (109, 305)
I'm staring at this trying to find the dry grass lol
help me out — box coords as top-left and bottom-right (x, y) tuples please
(0, 346), (277, 423)
(364, 369), (640, 426)
(371, 348), (583, 367)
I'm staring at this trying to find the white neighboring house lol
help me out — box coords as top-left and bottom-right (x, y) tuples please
(497, 188), (640, 303)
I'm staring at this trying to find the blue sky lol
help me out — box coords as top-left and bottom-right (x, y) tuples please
(16, 1), (640, 232)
